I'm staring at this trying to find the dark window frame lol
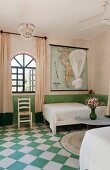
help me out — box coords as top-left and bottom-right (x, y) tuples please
(11, 53), (36, 93)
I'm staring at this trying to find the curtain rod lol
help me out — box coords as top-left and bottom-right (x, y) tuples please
(0, 30), (47, 40)
(50, 44), (89, 50)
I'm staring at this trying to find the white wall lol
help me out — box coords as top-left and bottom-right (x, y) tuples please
(10, 34), (89, 95)
(10, 34), (36, 59)
(88, 30), (110, 95)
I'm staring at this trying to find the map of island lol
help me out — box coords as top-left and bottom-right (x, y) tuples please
(50, 45), (88, 91)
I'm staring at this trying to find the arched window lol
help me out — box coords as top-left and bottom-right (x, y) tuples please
(11, 53), (36, 93)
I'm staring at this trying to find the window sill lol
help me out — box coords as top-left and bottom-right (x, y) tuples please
(12, 93), (35, 96)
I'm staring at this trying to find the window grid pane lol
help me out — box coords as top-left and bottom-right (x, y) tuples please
(12, 81), (16, 86)
(11, 54), (36, 93)
(18, 74), (23, 80)
(15, 55), (23, 66)
(12, 68), (16, 73)
(12, 87), (17, 92)
(18, 69), (23, 73)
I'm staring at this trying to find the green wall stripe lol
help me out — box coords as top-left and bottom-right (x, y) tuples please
(0, 94), (108, 126)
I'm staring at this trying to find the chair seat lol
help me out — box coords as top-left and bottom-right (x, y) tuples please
(19, 111), (32, 116)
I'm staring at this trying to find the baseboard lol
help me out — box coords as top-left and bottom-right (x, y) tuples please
(0, 112), (13, 126)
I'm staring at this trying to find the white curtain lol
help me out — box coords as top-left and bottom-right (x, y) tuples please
(106, 81), (110, 116)
(35, 38), (46, 112)
(69, 49), (86, 89)
(0, 33), (13, 113)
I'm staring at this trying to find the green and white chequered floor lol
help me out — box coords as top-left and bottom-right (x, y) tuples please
(0, 123), (79, 170)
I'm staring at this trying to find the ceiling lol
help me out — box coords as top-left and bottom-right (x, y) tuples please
(0, 0), (110, 40)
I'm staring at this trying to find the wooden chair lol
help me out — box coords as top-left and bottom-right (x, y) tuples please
(18, 97), (32, 128)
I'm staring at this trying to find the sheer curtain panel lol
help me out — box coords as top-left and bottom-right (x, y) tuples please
(35, 37), (46, 112)
(0, 33), (13, 113)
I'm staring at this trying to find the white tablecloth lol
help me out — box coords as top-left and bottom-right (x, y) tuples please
(80, 126), (110, 170)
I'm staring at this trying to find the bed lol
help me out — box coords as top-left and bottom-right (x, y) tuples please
(80, 126), (110, 170)
(43, 102), (106, 133)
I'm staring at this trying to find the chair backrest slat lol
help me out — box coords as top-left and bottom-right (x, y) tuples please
(18, 98), (31, 112)
(19, 98), (30, 101)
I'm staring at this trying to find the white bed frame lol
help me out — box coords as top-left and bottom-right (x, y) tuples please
(43, 102), (106, 134)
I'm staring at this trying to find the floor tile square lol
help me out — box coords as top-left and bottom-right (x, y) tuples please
(5, 128), (15, 132)
(12, 134), (21, 137)
(10, 144), (23, 150)
(0, 140), (6, 145)
(23, 165), (41, 170)
(4, 132), (15, 136)
(0, 134), (7, 139)
(37, 144), (51, 151)
(18, 140), (31, 146)
(25, 132), (35, 136)
(31, 130), (41, 134)
(38, 127), (45, 131)
(55, 133), (64, 138)
(1, 141), (15, 148)
(19, 154), (36, 164)
(41, 135), (51, 140)
(39, 151), (56, 160)
(32, 133), (44, 138)
(43, 161), (63, 170)
(7, 161), (27, 170)
(44, 140), (56, 146)
(0, 146), (6, 152)
(34, 138), (46, 143)
(11, 138), (23, 143)
(47, 146), (61, 154)
(53, 142), (62, 148)
(28, 141), (40, 148)
(52, 154), (68, 164)
(18, 135), (29, 140)
(3, 136), (15, 141)
(9, 151), (25, 160)
(49, 136), (60, 141)
(58, 149), (71, 157)
(18, 146), (33, 153)
(0, 148), (15, 156)
(31, 157), (48, 168)
(12, 129), (20, 133)
(29, 149), (44, 156)
(39, 131), (47, 134)
(46, 132), (54, 136)
(61, 165), (77, 170)
(64, 157), (79, 169)
(18, 130), (28, 135)
(0, 157), (16, 168)
(0, 155), (5, 161)
(26, 136), (37, 141)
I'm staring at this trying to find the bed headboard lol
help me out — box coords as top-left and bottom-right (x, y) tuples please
(44, 94), (108, 104)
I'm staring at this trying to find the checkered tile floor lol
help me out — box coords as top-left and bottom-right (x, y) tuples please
(0, 124), (79, 170)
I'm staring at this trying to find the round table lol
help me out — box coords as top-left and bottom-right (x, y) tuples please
(75, 115), (110, 129)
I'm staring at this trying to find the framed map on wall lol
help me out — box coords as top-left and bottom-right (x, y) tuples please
(50, 44), (88, 91)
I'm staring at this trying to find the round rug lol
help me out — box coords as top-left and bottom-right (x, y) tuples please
(60, 130), (86, 156)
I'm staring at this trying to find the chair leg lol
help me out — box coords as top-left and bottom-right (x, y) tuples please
(30, 121), (32, 128)
(18, 114), (20, 128)
(18, 122), (20, 128)
(31, 113), (32, 128)
(30, 113), (32, 128)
